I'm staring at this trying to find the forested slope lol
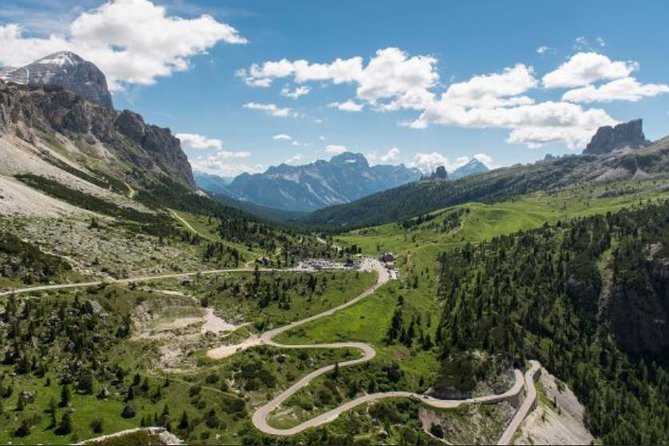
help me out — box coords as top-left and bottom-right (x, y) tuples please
(435, 202), (669, 444)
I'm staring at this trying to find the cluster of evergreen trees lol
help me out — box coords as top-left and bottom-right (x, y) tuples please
(0, 232), (72, 284)
(385, 295), (433, 350)
(1, 291), (128, 381)
(203, 271), (336, 313)
(398, 207), (467, 234)
(177, 231), (243, 267)
(435, 201), (669, 444)
(0, 287), (139, 437)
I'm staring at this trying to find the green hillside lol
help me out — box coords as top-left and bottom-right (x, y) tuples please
(303, 137), (669, 230)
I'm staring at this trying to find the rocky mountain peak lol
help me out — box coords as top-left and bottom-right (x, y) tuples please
(0, 51), (113, 109)
(450, 158), (489, 180)
(0, 82), (195, 189)
(583, 119), (650, 155)
(36, 51), (86, 66)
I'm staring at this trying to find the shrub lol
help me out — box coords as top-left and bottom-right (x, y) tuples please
(121, 404), (136, 419)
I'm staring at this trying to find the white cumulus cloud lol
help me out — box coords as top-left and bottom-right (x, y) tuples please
(281, 85), (311, 99)
(328, 100), (364, 112)
(562, 77), (669, 103)
(367, 147), (401, 164)
(408, 152), (462, 174)
(440, 64), (537, 108)
(243, 102), (295, 118)
(285, 154), (303, 165)
(325, 144), (347, 155)
(272, 134), (292, 141)
(0, 0), (247, 91)
(176, 133), (223, 150)
(189, 150), (256, 177)
(408, 152), (494, 173)
(542, 52), (638, 89)
(473, 153), (495, 168)
(239, 46), (663, 149)
(237, 56), (363, 86)
(239, 47), (438, 111)
(380, 147), (401, 163)
(411, 95), (616, 149)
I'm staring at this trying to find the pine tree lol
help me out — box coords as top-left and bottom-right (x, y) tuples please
(57, 412), (73, 435)
(331, 362), (340, 380)
(90, 418), (103, 434)
(16, 394), (24, 411)
(59, 384), (71, 407)
(48, 398), (58, 428)
(178, 410), (189, 429)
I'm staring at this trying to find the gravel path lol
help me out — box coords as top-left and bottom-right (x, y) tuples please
(0, 264), (342, 297)
(0, 267), (258, 297)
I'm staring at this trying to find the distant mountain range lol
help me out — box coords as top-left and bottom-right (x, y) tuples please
(301, 119), (663, 229)
(196, 152), (423, 212)
(195, 153), (492, 212)
(193, 172), (235, 194)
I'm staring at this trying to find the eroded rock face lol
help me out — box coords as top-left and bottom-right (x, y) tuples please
(584, 119), (650, 155)
(0, 82), (196, 189)
(115, 110), (195, 188)
(607, 257), (669, 358)
(0, 52), (113, 109)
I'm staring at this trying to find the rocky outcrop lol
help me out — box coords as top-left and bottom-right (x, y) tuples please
(606, 255), (669, 358)
(583, 119), (650, 155)
(114, 110), (195, 188)
(0, 52), (113, 109)
(0, 82), (195, 189)
(430, 166), (448, 180)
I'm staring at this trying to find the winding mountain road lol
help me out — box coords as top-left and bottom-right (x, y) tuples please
(4, 254), (543, 441)
(206, 259), (541, 439)
(206, 258), (389, 359)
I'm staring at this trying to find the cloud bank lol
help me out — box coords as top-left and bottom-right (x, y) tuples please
(240, 47), (668, 149)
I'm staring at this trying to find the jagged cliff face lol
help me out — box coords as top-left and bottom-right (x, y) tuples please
(0, 82), (195, 189)
(605, 252), (669, 358)
(114, 110), (196, 188)
(583, 119), (650, 155)
(0, 52), (113, 109)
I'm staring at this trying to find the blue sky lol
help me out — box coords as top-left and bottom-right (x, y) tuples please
(2, 0), (669, 177)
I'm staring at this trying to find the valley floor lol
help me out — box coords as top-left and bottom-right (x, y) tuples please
(1, 256), (560, 445)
